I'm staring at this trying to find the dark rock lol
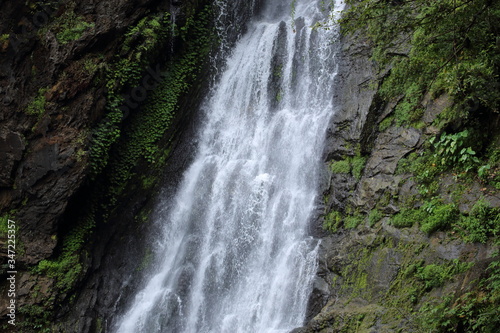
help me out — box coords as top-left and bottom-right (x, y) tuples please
(268, 21), (288, 111)
(0, 130), (25, 187)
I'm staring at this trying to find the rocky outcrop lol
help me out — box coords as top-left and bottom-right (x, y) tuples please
(298, 223), (496, 333)
(0, 0), (209, 330)
(0, 0), (164, 264)
(300, 26), (500, 333)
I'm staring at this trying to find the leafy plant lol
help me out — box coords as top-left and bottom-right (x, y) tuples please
(429, 130), (480, 172)
(56, 18), (94, 44)
(419, 258), (499, 331)
(391, 208), (427, 229)
(417, 260), (471, 291)
(420, 203), (458, 234)
(457, 198), (500, 243)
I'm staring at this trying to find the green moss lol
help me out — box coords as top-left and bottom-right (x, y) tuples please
(0, 33), (9, 45)
(341, 247), (374, 300)
(390, 208), (427, 229)
(418, 258), (498, 332)
(18, 304), (52, 332)
(368, 209), (383, 227)
(273, 64), (283, 78)
(0, 214), (9, 236)
(56, 18), (94, 44)
(416, 260), (471, 291)
(323, 210), (342, 233)
(34, 211), (95, 292)
(420, 203), (458, 234)
(457, 198), (500, 243)
(141, 175), (156, 190)
(26, 88), (48, 116)
(351, 155), (367, 180)
(330, 159), (351, 174)
(390, 82), (426, 126)
(378, 116), (393, 132)
(345, 214), (364, 229)
(38, 8), (95, 44)
(330, 154), (367, 180)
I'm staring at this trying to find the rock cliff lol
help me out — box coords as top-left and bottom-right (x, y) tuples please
(1, 1), (499, 332)
(297, 27), (500, 333)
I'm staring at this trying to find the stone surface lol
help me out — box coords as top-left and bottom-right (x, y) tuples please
(305, 23), (500, 333)
(0, 131), (25, 186)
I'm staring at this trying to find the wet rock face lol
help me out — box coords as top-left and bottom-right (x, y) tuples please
(303, 22), (499, 333)
(0, 0), (169, 326)
(268, 20), (288, 111)
(326, 33), (377, 152)
(0, 131), (25, 187)
(0, 0), (162, 267)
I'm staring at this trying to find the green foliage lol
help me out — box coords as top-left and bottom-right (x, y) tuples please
(396, 150), (439, 186)
(429, 129), (480, 172)
(368, 209), (382, 227)
(419, 258), (500, 332)
(88, 11), (179, 177)
(323, 210), (342, 233)
(341, 0), (500, 128)
(26, 88), (48, 116)
(34, 212), (95, 292)
(56, 17), (94, 44)
(330, 159), (350, 174)
(351, 155), (367, 180)
(416, 260), (471, 291)
(391, 207), (427, 229)
(0, 33), (9, 45)
(392, 196), (499, 240)
(345, 214), (364, 229)
(330, 154), (367, 180)
(478, 143), (500, 187)
(290, 0), (297, 30)
(83, 57), (101, 76)
(420, 202), (458, 234)
(0, 214), (8, 236)
(98, 6), (215, 211)
(122, 13), (171, 55)
(391, 82), (425, 126)
(378, 116), (393, 132)
(457, 198), (500, 243)
(19, 305), (52, 332)
(39, 8), (95, 44)
(391, 200), (458, 234)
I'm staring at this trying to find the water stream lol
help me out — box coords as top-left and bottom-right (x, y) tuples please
(115, 0), (344, 332)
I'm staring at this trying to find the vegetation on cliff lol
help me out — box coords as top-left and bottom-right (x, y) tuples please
(0, 1), (215, 331)
(315, 0), (500, 332)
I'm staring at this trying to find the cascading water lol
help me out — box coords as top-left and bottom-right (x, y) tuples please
(115, 0), (344, 332)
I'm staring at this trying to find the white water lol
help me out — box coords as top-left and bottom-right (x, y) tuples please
(115, 0), (344, 332)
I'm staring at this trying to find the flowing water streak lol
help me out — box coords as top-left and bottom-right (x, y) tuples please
(116, 0), (345, 332)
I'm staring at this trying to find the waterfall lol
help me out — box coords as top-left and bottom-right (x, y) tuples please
(115, 0), (344, 332)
